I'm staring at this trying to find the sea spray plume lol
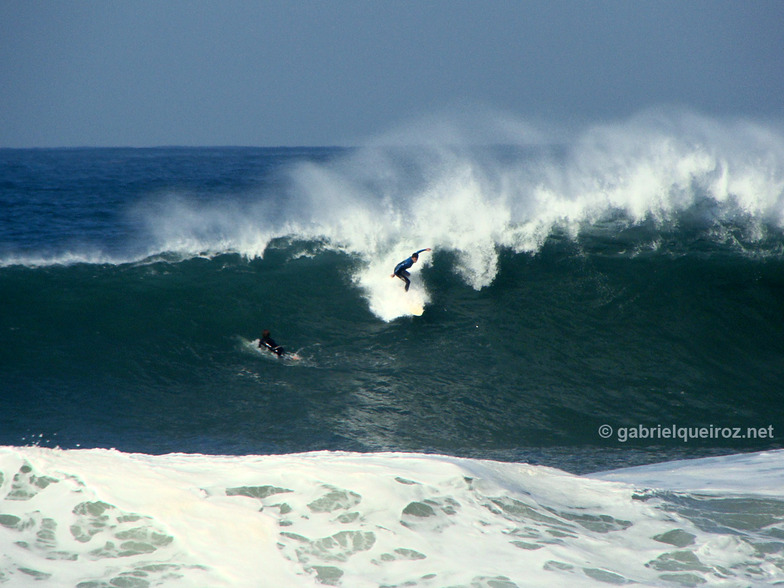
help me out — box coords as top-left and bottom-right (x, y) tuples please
(129, 110), (784, 318)
(280, 157), (394, 253)
(132, 192), (279, 260)
(560, 110), (784, 227)
(339, 109), (781, 285)
(461, 110), (784, 259)
(281, 143), (524, 317)
(349, 111), (783, 318)
(282, 152), (437, 320)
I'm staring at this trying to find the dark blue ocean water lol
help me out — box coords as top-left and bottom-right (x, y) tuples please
(2, 128), (784, 473)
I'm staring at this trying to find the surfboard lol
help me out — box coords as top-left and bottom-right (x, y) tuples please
(409, 303), (424, 316)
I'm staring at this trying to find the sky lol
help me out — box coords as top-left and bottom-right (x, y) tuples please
(1, 0), (782, 148)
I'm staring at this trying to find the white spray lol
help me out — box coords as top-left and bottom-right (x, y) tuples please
(136, 109), (784, 320)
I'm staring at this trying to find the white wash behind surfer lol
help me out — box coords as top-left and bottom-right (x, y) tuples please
(391, 248), (431, 292)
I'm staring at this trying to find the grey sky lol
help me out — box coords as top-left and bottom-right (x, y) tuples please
(1, 0), (782, 148)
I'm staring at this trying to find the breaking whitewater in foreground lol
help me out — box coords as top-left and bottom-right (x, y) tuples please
(1, 447), (783, 587)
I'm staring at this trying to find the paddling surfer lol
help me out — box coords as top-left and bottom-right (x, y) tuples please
(259, 329), (285, 357)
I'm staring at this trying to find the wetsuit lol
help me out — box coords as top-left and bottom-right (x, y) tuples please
(393, 249), (428, 292)
(260, 334), (285, 357)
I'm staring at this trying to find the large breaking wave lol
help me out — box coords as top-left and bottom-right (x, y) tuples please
(2, 109), (783, 320)
(122, 110), (784, 319)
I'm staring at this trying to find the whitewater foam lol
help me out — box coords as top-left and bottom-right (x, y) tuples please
(1, 447), (783, 587)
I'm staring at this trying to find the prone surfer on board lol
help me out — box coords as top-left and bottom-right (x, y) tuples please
(259, 330), (286, 357)
(391, 248), (431, 292)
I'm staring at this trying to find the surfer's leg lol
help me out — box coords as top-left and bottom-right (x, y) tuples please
(396, 270), (411, 291)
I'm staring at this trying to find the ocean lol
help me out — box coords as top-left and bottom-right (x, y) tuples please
(1, 111), (784, 586)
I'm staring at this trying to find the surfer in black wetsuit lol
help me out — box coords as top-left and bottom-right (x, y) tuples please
(391, 248), (431, 292)
(260, 330), (285, 357)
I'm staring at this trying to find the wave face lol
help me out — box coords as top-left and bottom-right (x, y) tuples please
(0, 447), (783, 587)
(1, 112), (784, 469)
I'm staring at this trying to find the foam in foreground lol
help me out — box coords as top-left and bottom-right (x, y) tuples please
(1, 447), (783, 586)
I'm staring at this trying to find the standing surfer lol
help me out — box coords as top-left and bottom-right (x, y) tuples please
(391, 248), (431, 292)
